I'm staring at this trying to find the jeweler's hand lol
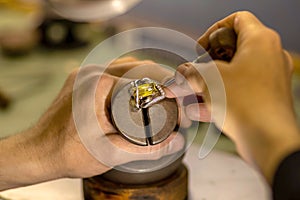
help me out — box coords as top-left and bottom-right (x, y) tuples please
(0, 58), (185, 191)
(167, 11), (300, 184)
(41, 57), (185, 178)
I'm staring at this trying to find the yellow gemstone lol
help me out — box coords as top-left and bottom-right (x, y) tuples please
(134, 83), (159, 99)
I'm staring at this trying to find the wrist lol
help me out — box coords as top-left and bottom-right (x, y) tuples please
(259, 127), (300, 184)
(234, 112), (300, 184)
(241, 120), (300, 184)
(28, 126), (66, 181)
(0, 126), (64, 190)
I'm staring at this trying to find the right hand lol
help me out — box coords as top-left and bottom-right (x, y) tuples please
(168, 11), (300, 184)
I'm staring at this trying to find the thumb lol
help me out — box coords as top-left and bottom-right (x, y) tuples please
(106, 132), (185, 167)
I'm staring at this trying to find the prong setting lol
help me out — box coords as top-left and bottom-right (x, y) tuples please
(129, 78), (165, 111)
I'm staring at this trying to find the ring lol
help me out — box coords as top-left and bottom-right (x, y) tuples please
(129, 77), (165, 111)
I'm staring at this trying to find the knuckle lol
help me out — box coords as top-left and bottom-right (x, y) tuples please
(237, 10), (255, 18)
(70, 68), (79, 77)
(265, 28), (281, 43)
(249, 28), (282, 49)
(99, 73), (116, 86)
(184, 66), (198, 81)
(100, 73), (111, 81)
(260, 28), (281, 46)
(66, 68), (79, 83)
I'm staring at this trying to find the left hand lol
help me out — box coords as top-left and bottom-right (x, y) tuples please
(0, 57), (186, 191)
(42, 57), (186, 178)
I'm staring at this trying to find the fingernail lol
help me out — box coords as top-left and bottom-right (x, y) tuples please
(185, 104), (200, 121)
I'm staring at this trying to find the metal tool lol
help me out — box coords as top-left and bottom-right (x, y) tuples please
(111, 27), (237, 146)
(164, 27), (237, 87)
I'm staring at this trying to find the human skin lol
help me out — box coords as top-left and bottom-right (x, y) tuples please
(167, 11), (300, 184)
(2, 11), (299, 192)
(0, 57), (184, 191)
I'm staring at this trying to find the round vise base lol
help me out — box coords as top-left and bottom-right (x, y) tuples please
(83, 164), (188, 200)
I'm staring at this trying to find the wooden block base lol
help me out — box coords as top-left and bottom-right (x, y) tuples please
(83, 164), (188, 200)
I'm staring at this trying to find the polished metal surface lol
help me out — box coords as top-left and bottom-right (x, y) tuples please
(101, 155), (184, 184)
(111, 80), (178, 146)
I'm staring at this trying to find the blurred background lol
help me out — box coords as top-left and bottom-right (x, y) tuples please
(0, 1), (299, 199)
(124, 0), (300, 52)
